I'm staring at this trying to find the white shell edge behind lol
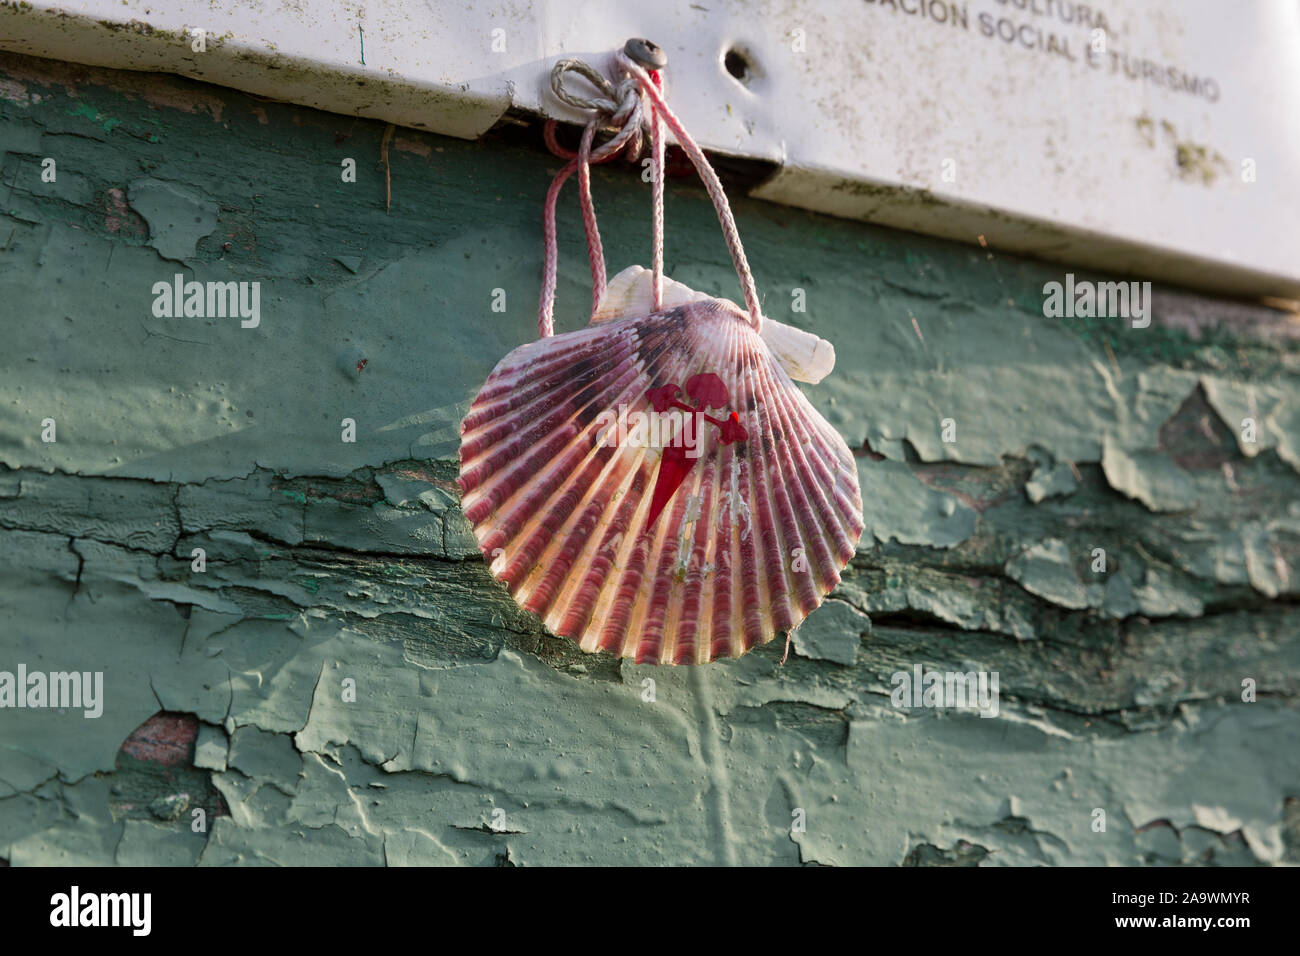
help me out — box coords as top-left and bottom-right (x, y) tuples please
(592, 265), (837, 384)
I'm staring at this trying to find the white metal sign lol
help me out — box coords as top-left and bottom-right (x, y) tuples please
(2, 0), (1296, 297)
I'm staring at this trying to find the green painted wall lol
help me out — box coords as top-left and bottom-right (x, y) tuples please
(1, 51), (1297, 866)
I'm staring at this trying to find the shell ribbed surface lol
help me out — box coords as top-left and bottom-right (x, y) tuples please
(458, 297), (863, 664)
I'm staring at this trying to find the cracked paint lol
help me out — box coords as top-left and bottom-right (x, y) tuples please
(0, 51), (1297, 866)
(128, 177), (218, 261)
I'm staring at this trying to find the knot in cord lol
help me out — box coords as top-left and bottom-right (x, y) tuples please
(537, 46), (763, 338)
(548, 58), (645, 159)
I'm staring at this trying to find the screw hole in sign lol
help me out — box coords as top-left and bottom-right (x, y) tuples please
(723, 47), (754, 85)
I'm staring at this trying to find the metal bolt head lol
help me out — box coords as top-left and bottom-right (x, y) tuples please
(624, 38), (668, 70)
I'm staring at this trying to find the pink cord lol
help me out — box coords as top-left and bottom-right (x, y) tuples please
(537, 154), (575, 340)
(649, 70), (666, 313)
(617, 52), (763, 332)
(576, 122), (607, 317)
(538, 119), (629, 337)
(538, 50), (763, 338)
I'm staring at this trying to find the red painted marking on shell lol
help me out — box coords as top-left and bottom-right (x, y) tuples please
(684, 372), (728, 409)
(644, 377), (746, 526)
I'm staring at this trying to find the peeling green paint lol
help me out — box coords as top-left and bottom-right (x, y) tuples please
(64, 100), (119, 134)
(128, 176), (218, 261)
(0, 51), (1297, 866)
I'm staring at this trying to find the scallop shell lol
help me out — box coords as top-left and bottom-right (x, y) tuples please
(459, 268), (864, 664)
